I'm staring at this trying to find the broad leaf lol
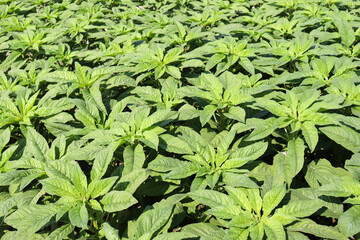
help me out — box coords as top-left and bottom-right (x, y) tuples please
(100, 191), (137, 212)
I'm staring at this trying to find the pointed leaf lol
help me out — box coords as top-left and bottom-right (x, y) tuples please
(320, 126), (360, 153)
(188, 190), (233, 208)
(263, 217), (286, 240)
(69, 204), (88, 229)
(262, 184), (286, 217)
(26, 128), (49, 161)
(338, 205), (360, 237)
(48, 224), (74, 240)
(284, 137), (305, 184)
(40, 178), (79, 199)
(301, 121), (318, 152)
(90, 145), (115, 182)
(102, 222), (120, 240)
(100, 191), (137, 212)
(123, 144), (145, 175)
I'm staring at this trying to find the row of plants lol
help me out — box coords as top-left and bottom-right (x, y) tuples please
(1, 0), (360, 239)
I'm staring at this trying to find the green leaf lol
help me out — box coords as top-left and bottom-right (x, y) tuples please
(263, 217), (286, 240)
(0, 128), (10, 152)
(140, 109), (177, 130)
(188, 189), (233, 208)
(224, 106), (246, 123)
(284, 137), (305, 185)
(320, 126), (360, 153)
(228, 211), (254, 228)
(141, 130), (159, 150)
(247, 188), (262, 216)
(0, 51), (21, 71)
(179, 126), (208, 147)
(222, 141), (268, 169)
(56, 203), (74, 222)
(208, 204), (245, 219)
(100, 191), (137, 212)
(262, 184), (286, 217)
(239, 57), (255, 75)
(1, 231), (41, 240)
(178, 104), (200, 120)
(166, 66), (181, 79)
(256, 98), (291, 117)
(123, 144), (145, 175)
(26, 128), (49, 161)
(45, 161), (72, 181)
(154, 66), (166, 79)
(318, 176), (360, 197)
(0, 144), (17, 169)
(301, 121), (318, 152)
(90, 145), (115, 182)
(180, 59), (204, 68)
(174, 21), (186, 39)
(89, 81), (107, 114)
(182, 223), (221, 238)
(36, 98), (75, 118)
(47, 135), (67, 160)
(216, 130), (236, 156)
(305, 159), (349, 188)
(245, 118), (277, 141)
(159, 134), (193, 154)
(70, 161), (87, 197)
(224, 186), (252, 212)
(69, 203), (88, 229)
(222, 172), (259, 188)
(165, 162), (200, 179)
(249, 223), (264, 240)
(153, 232), (197, 240)
(0, 194), (17, 217)
(115, 169), (149, 194)
(0, 170), (38, 186)
(102, 222), (120, 240)
(135, 205), (174, 239)
(332, 17), (355, 47)
(48, 224), (74, 240)
(200, 104), (217, 126)
(148, 156), (183, 172)
(206, 53), (226, 71)
(275, 200), (323, 218)
(287, 232), (310, 240)
(5, 204), (58, 233)
(338, 205), (360, 237)
(40, 178), (79, 199)
(345, 153), (360, 180)
(288, 219), (347, 240)
(88, 177), (118, 199)
(61, 144), (103, 161)
(298, 89), (321, 114)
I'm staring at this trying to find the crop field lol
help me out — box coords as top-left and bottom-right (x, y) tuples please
(1, 0), (360, 239)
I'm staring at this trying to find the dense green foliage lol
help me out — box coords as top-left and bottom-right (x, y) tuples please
(1, 0), (360, 239)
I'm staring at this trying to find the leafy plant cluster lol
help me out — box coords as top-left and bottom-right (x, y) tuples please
(1, 0), (360, 239)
